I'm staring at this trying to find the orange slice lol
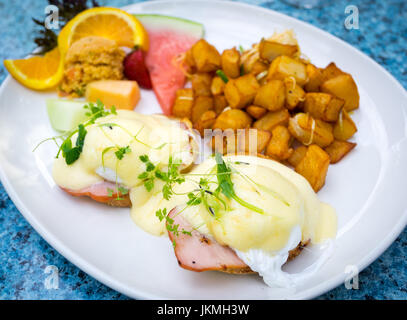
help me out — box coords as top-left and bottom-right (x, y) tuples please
(58, 7), (149, 55)
(4, 47), (64, 90)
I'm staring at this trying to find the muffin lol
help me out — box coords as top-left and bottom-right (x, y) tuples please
(59, 36), (126, 97)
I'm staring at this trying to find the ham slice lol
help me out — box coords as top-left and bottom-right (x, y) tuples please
(167, 207), (253, 274)
(61, 181), (131, 207)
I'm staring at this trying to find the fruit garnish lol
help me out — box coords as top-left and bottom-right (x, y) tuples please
(58, 7), (149, 55)
(3, 47), (64, 90)
(123, 49), (152, 89)
(46, 98), (90, 132)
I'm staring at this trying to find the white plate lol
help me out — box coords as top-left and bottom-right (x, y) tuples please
(0, 0), (406, 300)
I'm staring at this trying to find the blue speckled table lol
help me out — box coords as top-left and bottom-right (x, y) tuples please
(0, 0), (406, 300)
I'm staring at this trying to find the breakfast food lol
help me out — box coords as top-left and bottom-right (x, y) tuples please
(172, 30), (359, 192)
(59, 36), (126, 97)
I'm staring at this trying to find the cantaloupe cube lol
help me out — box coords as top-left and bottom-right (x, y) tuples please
(86, 80), (140, 110)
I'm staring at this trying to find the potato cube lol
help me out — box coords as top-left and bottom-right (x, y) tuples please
(259, 39), (298, 62)
(254, 80), (285, 111)
(191, 73), (212, 97)
(267, 55), (307, 86)
(246, 105), (267, 119)
(191, 96), (214, 123)
(295, 145), (330, 192)
(304, 64), (323, 92)
(172, 88), (194, 119)
(250, 60), (269, 76)
(212, 109), (252, 130)
(266, 125), (293, 160)
(303, 92), (344, 122)
(213, 95), (228, 114)
(191, 39), (221, 73)
(193, 110), (217, 137)
(221, 48), (241, 79)
(224, 74), (260, 109)
(321, 62), (345, 82)
(287, 145), (308, 167)
(324, 140), (356, 164)
(321, 74), (359, 111)
(288, 113), (334, 147)
(284, 77), (305, 110)
(253, 109), (290, 132)
(211, 76), (226, 96)
(333, 110), (357, 141)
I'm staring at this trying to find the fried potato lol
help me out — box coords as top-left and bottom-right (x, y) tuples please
(287, 145), (308, 167)
(193, 110), (217, 137)
(324, 140), (356, 164)
(213, 95), (228, 114)
(221, 48), (241, 79)
(333, 110), (357, 141)
(288, 113), (334, 147)
(321, 62), (345, 82)
(211, 128), (271, 155)
(321, 74), (359, 111)
(172, 88), (194, 119)
(266, 125), (293, 160)
(191, 73), (212, 97)
(211, 76), (226, 96)
(212, 109), (252, 130)
(295, 144), (330, 192)
(303, 92), (344, 122)
(246, 105), (267, 119)
(253, 109), (290, 132)
(284, 77), (305, 110)
(190, 39), (221, 73)
(250, 60), (269, 76)
(259, 39), (298, 62)
(254, 80), (285, 111)
(267, 55), (307, 86)
(191, 96), (214, 123)
(304, 64), (323, 92)
(224, 74), (260, 109)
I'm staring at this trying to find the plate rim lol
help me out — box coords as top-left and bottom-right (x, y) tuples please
(0, 0), (406, 300)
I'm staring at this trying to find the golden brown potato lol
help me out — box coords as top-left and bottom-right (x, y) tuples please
(266, 125), (293, 160)
(253, 109), (290, 132)
(284, 77), (305, 110)
(190, 39), (221, 73)
(321, 62), (344, 82)
(191, 73), (212, 97)
(288, 113), (334, 148)
(267, 55), (307, 86)
(211, 128), (271, 155)
(212, 109), (252, 130)
(191, 96), (214, 123)
(221, 48), (241, 79)
(324, 140), (356, 164)
(303, 92), (344, 122)
(172, 88), (194, 119)
(250, 60), (269, 76)
(304, 64), (323, 92)
(193, 110), (217, 137)
(254, 80), (285, 111)
(259, 39), (298, 62)
(213, 95), (228, 114)
(211, 76), (225, 96)
(295, 144), (330, 192)
(246, 105), (267, 119)
(333, 110), (357, 141)
(287, 145), (308, 167)
(321, 74), (359, 111)
(224, 74), (260, 109)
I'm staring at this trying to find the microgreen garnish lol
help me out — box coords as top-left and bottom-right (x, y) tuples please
(216, 70), (229, 83)
(156, 208), (192, 247)
(115, 146), (131, 160)
(239, 45), (245, 54)
(59, 123), (87, 165)
(215, 153), (264, 214)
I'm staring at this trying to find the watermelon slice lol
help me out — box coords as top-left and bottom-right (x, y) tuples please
(134, 14), (204, 115)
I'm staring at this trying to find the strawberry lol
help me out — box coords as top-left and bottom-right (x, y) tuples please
(123, 49), (152, 89)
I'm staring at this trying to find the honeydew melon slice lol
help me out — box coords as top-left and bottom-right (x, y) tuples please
(46, 99), (89, 132)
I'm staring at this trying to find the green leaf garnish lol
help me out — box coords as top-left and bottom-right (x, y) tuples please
(216, 70), (229, 83)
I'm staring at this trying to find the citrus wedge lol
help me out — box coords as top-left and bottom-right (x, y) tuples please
(4, 47), (64, 90)
(58, 7), (148, 55)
